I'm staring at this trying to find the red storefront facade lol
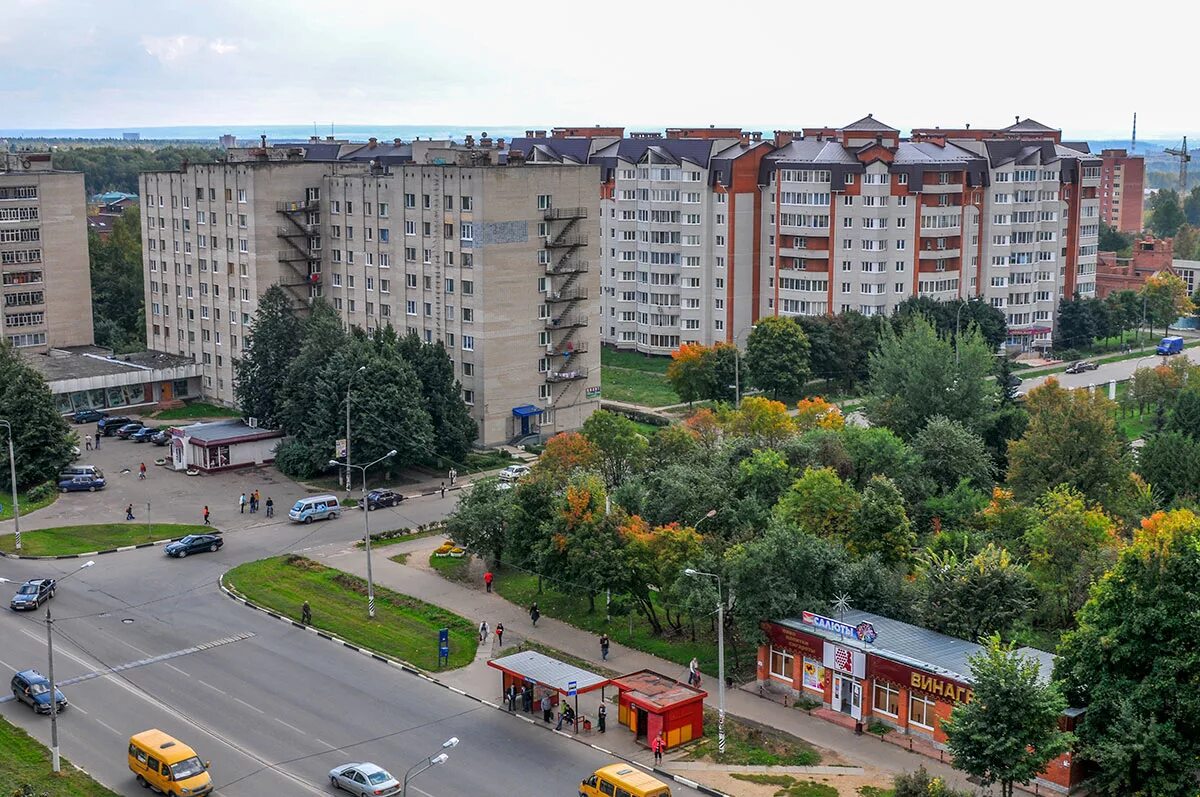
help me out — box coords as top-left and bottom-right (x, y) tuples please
(758, 613), (1084, 794)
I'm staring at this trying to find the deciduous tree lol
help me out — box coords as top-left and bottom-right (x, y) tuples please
(1140, 272), (1194, 336)
(849, 476), (915, 564)
(745, 316), (811, 399)
(445, 476), (516, 566)
(794, 397), (845, 432)
(0, 344), (75, 491)
(911, 415), (996, 495)
(775, 466), (860, 539)
(582, 410), (648, 488)
(917, 543), (1033, 641)
(719, 396), (795, 443)
(535, 431), (600, 482)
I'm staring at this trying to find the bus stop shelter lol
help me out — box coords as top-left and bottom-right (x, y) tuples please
(488, 650), (610, 732)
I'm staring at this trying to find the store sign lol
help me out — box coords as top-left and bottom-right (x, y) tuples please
(585, 386), (601, 398)
(823, 640), (865, 678)
(869, 656), (973, 704)
(761, 622), (822, 659)
(801, 611), (878, 644)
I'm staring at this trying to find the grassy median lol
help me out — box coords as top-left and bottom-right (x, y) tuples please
(0, 489), (58, 523)
(224, 555), (477, 670)
(0, 523), (211, 556)
(0, 716), (121, 796)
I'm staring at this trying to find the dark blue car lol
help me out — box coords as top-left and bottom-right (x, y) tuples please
(10, 578), (55, 611)
(58, 475), (106, 493)
(10, 670), (67, 714)
(130, 426), (158, 443)
(71, 408), (107, 424)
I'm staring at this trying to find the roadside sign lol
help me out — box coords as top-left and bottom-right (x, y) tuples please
(438, 628), (449, 667)
(567, 680), (578, 697)
(335, 438), (347, 458)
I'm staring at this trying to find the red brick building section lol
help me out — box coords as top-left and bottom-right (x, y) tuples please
(1095, 236), (1174, 298)
(1099, 148), (1145, 234)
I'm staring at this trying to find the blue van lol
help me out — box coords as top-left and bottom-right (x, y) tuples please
(288, 494), (341, 524)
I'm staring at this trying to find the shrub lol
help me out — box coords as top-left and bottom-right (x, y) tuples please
(273, 438), (325, 478)
(892, 767), (974, 797)
(26, 481), (56, 503)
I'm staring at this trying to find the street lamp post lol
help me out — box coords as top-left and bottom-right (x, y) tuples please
(954, 301), (967, 365)
(733, 326), (755, 409)
(0, 419), (20, 551)
(684, 567), (725, 755)
(344, 365), (366, 493)
(330, 449), (397, 619)
(46, 560), (94, 772)
(401, 736), (458, 796)
(693, 509), (717, 530)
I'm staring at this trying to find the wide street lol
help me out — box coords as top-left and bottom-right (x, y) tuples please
(0, 432), (704, 796)
(1018, 341), (1200, 394)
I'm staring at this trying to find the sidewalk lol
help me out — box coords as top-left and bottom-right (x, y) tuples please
(311, 537), (977, 792)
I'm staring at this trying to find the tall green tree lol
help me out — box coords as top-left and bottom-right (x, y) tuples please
(1148, 189), (1185, 238)
(53, 145), (223, 194)
(775, 466), (860, 539)
(1184, 187), (1200, 226)
(1167, 386), (1200, 435)
(1098, 222), (1133, 254)
(893, 296), (1008, 352)
(1056, 508), (1200, 796)
(867, 315), (998, 437)
(396, 330), (476, 461)
(538, 473), (624, 613)
(233, 285), (301, 428)
(917, 543), (1033, 641)
(1135, 430), (1200, 504)
(848, 476), (914, 564)
(943, 637), (1072, 797)
(582, 409), (648, 488)
(1007, 380), (1132, 506)
(445, 476), (516, 566)
(744, 316), (811, 399)
(1052, 295), (1095, 351)
(88, 209), (144, 352)
(0, 344), (75, 491)
(911, 415), (996, 495)
(1172, 224), (1199, 260)
(1140, 272), (1194, 336)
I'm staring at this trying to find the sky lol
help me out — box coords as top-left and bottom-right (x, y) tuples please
(0, 0), (1190, 139)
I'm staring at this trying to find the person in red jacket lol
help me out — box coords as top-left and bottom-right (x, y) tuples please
(652, 733), (666, 764)
(484, 570), (494, 593)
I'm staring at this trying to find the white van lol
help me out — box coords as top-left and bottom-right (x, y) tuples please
(288, 494), (341, 524)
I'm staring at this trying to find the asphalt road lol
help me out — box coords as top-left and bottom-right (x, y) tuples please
(1, 504), (704, 796)
(1019, 345), (1200, 394)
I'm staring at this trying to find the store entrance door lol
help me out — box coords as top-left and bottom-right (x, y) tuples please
(838, 676), (855, 715)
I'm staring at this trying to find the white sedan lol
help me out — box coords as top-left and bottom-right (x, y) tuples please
(329, 762), (401, 796)
(498, 464), (531, 482)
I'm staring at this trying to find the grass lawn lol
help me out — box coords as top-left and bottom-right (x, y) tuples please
(0, 523), (211, 556)
(151, 402), (239, 420)
(601, 348), (680, 408)
(428, 552), (472, 582)
(1111, 380), (1155, 441)
(388, 552), (411, 565)
(356, 527), (448, 549)
(0, 489), (58, 522)
(685, 708), (821, 766)
(225, 555), (477, 670)
(731, 774), (838, 797)
(492, 568), (722, 675)
(0, 716), (122, 797)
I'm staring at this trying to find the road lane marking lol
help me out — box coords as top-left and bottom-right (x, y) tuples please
(273, 717), (307, 734)
(197, 679), (226, 694)
(94, 717), (121, 735)
(165, 663), (188, 676)
(69, 704), (88, 715)
(234, 697), (264, 714)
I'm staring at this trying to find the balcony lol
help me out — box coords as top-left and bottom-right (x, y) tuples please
(549, 341), (589, 357)
(546, 287), (589, 303)
(546, 367), (589, 383)
(546, 258), (589, 275)
(546, 232), (588, 248)
(920, 182), (963, 194)
(545, 314), (589, 331)
(278, 249), (317, 262)
(920, 247), (961, 260)
(277, 224), (318, 237)
(277, 199), (320, 213)
(544, 207), (588, 221)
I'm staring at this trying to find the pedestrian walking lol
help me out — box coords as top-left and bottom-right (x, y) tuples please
(530, 602), (540, 627)
(653, 733), (665, 764)
(85, 434), (92, 451)
(688, 656), (699, 687)
(478, 620), (489, 644)
(265, 496), (274, 518)
(506, 684), (517, 711)
(541, 694), (552, 723)
(239, 493), (246, 514)
(94, 429), (100, 450)
(440, 481), (446, 499)
(600, 633), (610, 661)
(301, 600), (312, 625)
(138, 462), (147, 480)
(484, 570), (494, 593)
(203, 506), (211, 526)
(495, 622), (504, 647)
(125, 503), (135, 521)
(597, 702), (607, 733)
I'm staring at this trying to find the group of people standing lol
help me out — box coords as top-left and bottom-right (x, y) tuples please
(502, 683), (608, 735)
(239, 490), (272, 516)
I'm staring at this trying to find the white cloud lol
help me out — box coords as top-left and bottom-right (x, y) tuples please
(141, 34), (205, 63)
(208, 39), (238, 56)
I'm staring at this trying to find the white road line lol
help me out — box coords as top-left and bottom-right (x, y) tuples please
(273, 717), (307, 734)
(164, 663), (188, 676)
(233, 697), (265, 714)
(0, 655), (18, 673)
(70, 704), (88, 715)
(197, 679), (226, 694)
(94, 717), (121, 735)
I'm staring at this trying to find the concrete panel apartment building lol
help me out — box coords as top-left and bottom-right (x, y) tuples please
(512, 116), (1101, 353)
(1, 152), (94, 352)
(139, 137), (599, 445)
(1098, 148), (1145, 234)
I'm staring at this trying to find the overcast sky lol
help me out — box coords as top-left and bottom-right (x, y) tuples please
(0, 0), (1188, 139)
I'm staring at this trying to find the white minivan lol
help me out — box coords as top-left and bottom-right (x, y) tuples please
(288, 494), (341, 524)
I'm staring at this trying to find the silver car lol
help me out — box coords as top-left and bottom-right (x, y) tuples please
(328, 762), (400, 796)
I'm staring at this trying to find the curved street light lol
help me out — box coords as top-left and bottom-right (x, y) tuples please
(402, 737), (458, 796)
(45, 560), (95, 772)
(329, 449), (397, 619)
(683, 567), (726, 755)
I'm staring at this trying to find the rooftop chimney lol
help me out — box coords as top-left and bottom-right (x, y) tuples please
(368, 137), (378, 149)
(497, 138), (505, 150)
(260, 134), (267, 149)
(1015, 115), (1020, 124)
(465, 134), (475, 147)
(393, 138), (403, 146)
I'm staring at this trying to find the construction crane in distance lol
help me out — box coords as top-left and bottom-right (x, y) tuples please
(1164, 137), (1191, 190)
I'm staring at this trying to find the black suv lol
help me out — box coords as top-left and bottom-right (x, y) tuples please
(97, 416), (133, 436)
(360, 489), (405, 510)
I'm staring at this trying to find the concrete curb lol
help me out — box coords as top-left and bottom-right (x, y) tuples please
(0, 536), (186, 560)
(217, 574), (732, 797)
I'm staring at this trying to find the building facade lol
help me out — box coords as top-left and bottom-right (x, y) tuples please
(1098, 148), (1145, 234)
(139, 138), (600, 446)
(1, 152), (94, 352)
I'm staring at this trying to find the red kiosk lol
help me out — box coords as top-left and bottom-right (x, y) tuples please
(610, 670), (707, 750)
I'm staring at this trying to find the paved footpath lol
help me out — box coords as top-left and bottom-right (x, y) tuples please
(312, 536), (978, 792)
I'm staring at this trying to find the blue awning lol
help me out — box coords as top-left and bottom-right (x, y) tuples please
(512, 404), (544, 418)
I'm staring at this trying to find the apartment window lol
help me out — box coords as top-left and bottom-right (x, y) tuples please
(461, 222), (474, 241)
(463, 389), (474, 405)
(909, 694), (936, 729)
(406, 300), (417, 315)
(462, 335), (475, 351)
(462, 307), (474, 323)
(537, 194), (552, 210)
(423, 194), (431, 209)
(406, 273), (417, 288)
(462, 279), (474, 295)
(874, 683), (900, 717)
(424, 302), (432, 317)
(461, 196), (473, 211)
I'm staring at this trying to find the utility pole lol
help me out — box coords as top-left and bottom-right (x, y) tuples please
(1, 419), (19, 550)
(46, 602), (60, 771)
(344, 366), (365, 493)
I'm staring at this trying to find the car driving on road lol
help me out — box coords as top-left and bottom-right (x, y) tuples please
(329, 763), (400, 796)
(498, 464), (531, 482)
(1065, 360), (1098, 374)
(359, 489), (405, 510)
(10, 578), (56, 611)
(10, 670), (67, 714)
(164, 534), (223, 558)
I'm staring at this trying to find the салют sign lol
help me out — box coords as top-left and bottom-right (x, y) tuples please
(801, 611), (878, 644)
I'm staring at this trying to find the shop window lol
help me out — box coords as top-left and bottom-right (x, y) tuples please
(909, 693), (936, 729)
(873, 682), (900, 717)
(769, 647), (794, 681)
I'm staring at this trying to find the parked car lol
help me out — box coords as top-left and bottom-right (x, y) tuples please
(498, 464), (531, 482)
(72, 408), (107, 424)
(151, 429), (172, 446)
(359, 489), (405, 511)
(10, 670), (67, 714)
(60, 464), (103, 480)
(130, 426), (160, 443)
(116, 422), (145, 439)
(163, 534), (223, 558)
(1065, 360), (1098, 374)
(97, 416), (132, 436)
(328, 763), (400, 796)
(1157, 335), (1185, 356)
(58, 475), (106, 493)
(10, 578), (56, 611)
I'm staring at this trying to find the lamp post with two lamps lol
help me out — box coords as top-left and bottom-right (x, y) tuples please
(401, 736), (458, 796)
(329, 449), (396, 619)
(683, 566), (726, 754)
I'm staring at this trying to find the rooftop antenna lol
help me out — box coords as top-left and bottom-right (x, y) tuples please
(1131, 112), (1137, 152)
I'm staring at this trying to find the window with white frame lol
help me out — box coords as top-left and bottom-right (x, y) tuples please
(769, 647), (794, 681)
(909, 694), (936, 729)
(873, 682), (900, 717)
